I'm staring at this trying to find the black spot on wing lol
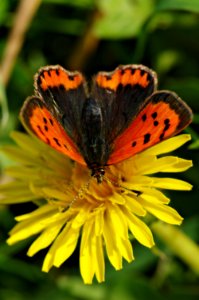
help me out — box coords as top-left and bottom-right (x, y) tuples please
(140, 69), (146, 76)
(151, 112), (157, 119)
(37, 125), (44, 136)
(116, 83), (123, 93)
(164, 118), (170, 131)
(132, 141), (137, 147)
(154, 120), (159, 126)
(144, 133), (151, 144)
(142, 114), (147, 121)
(53, 137), (61, 147)
(159, 132), (164, 140)
(159, 119), (171, 140)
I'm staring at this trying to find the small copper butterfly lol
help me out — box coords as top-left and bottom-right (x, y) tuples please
(20, 65), (193, 183)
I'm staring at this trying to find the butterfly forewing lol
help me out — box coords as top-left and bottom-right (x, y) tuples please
(20, 96), (86, 165)
(107, 91), (192, 165)
(92, 65), (158, 143)
(34, 65), (88, 142)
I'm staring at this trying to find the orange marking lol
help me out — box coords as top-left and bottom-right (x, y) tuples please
(30, 106), (86, 165)
(39, 69), (83, 91)
(96, 70), (121, 91)
(108, 102), (180, 165)
(96, 68), (150, 91)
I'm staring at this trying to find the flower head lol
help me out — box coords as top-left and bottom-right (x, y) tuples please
(0, 132), (192, 284)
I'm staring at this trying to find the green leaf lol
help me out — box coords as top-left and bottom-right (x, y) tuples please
(0, 0), (9, 26)
(93, 0), (154, 39)
(156, 0), (199, 13)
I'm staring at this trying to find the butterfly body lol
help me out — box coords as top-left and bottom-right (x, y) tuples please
(20, 65), (192, 183)
(79, 96), (109, 182)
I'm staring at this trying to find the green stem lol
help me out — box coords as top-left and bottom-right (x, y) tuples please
(0, 75), (9, 132)
(151, 221), (199, 275)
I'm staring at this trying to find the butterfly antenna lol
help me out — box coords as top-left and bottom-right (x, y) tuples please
(103, 174), (142, 197)
(70, 177), (91, 207)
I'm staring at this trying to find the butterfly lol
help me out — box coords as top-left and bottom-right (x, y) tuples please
(20, 64), (192, 183)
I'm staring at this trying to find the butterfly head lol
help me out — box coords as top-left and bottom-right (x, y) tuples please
(91, 166), (105, 184)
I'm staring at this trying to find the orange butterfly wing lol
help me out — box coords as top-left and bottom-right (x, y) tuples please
(20, 97), (86, 165)
(92, 65), (158, 147)
(108, 91), (192, 165)
(20, 65), (87, 166)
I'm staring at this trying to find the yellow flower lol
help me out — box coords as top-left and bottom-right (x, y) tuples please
(0, 132), (192, 284)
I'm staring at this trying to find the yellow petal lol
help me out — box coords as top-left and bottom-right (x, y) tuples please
(162, 158), (193, 172)
(42, 245), (56, 272)
(151, 177), (192, 190)
(108, 206), (134, 262)
(72, 204), (91, 229)
(0, 180), (40, 204)
(141, 134), (191, 156)
(5, 166), (40, 179)
(15, 205), (56, 221)
(107, 204), (128, 240)
(116, 237), (134, 262)
(93, 235), (105, 283)
(0, 191), (39, 204)
(7, 220), (44, 245)
(42, 187), (70, 202)
(140, 190), (170, 204)
(124, 195), (146, 216)
(27, 220), (64, 256)
(139, 156), (179, 175)
(53, 223), (80, 267)
(103, 215), (122, 270)
(125, 155), (157, 175)
(80, 221), (95, 284)
(139, 198), (183, 225)
(8, 207), (58, 244)
(94, 209), (105, 236)
(123, 176), (154, 188)
(10, 131), (40, 156)
(140, 188), (170, 204)
(1, 146), (40, 165)
(126, 211), (154, 248)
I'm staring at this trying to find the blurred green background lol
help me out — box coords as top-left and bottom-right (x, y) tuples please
(0, 0), (199, 299)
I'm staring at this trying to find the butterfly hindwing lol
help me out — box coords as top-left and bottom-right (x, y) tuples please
(20, 96), (86, 165)
(34, 65), (88, 142)
(107, 91), (193, 165)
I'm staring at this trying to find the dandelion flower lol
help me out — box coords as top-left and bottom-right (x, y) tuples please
(0, 132), (192, 284)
